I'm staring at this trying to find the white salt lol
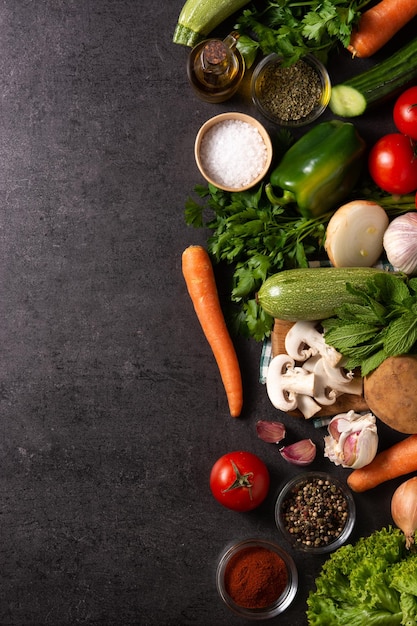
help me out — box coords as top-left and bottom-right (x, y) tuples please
(199, 119), (268, 189)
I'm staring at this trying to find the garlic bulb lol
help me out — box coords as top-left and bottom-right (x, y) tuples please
(324, 410), (378, 469)
(383, 213), (417, 275)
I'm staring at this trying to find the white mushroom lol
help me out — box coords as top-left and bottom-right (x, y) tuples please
(285, 320), (342, 367)
(296, 394), (322, 419)
(266, 354), (316, 413)
(308, 357), (363, 405)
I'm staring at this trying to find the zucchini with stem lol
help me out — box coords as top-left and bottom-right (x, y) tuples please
(173, 0), (251, 48)
(329, 36), (417, 117)
(257, 267), (387, 321)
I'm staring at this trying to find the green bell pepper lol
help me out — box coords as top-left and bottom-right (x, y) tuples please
(267, 120), (366, 218)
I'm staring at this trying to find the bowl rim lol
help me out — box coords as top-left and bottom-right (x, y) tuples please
(251, 53), (331, 127)
(216, 537), (298, 620)
(194, 112), (273, 192)
(275, 471), (356, 554)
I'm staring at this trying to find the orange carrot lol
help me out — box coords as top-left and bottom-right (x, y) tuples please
(182, 245), (243, 418)
(348, 0), (417, 58)
(347, 435), (417, 492)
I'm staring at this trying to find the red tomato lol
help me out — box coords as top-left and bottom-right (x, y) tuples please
(393, 87), (417, 140)
(368, 133), (417, 195)
(209, 450), (270, 512)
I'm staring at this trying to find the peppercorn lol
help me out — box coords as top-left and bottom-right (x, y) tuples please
(280, 477), (349, 548)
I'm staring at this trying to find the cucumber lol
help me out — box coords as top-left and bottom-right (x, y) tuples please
(329, 37), (417, 118)
(257, 267), (387, 321)
(173, 0), (251, 48)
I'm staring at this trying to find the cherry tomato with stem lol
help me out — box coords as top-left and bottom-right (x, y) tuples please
(209, 450), (270, 512)
(393, 87), (417, 140)
(368, 133), (417, 195)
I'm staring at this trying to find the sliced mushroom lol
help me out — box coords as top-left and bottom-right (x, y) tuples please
(285, 320), (342, 367)
(266, 354), (315, 413)
(320, 358), (363, 396)
(296, 394), (322, 419)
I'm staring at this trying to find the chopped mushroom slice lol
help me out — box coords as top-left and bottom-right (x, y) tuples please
(319, 358), (363, 396)
(266, 354), (316, 413)
(296, 394), (322, 419)
(310, 357), (363, 405)
(285, 320), (342, 367)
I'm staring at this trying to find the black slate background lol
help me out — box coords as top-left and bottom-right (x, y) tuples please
(1, 2), (416, 625)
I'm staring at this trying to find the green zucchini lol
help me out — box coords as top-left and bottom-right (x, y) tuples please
(173, 0), (251, 47)
(329, 37), (417, 118)
(257, 267), (387, 321)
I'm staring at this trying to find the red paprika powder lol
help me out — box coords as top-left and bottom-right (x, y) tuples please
(224, 545), (288, 609)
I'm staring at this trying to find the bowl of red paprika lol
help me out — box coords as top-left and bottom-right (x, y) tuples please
(216, 538), (298, 619)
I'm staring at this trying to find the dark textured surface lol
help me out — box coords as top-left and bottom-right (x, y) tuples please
(1, 2), (416, 625)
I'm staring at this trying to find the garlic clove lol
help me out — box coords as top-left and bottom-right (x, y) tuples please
(328, 418), (342, 442)
(341, 432), (359, 467)
(279, 439), (316, 465)
(346, 427), (379, 469)
(324, 411), (378, 469)
(256, 420), (286, 444)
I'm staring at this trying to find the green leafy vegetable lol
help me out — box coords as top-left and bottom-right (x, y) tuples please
(236, 0), (374, 66)
(307, 526), (417, 626)
(322, 273), (417, 376)
(185, 182), (329, 339)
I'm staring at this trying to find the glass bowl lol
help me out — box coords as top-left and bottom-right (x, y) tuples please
(194, 112), (273, 192)
(251, 53), (331, 127)
(216, 538), (298, 620)
(275, 472), (356, 554)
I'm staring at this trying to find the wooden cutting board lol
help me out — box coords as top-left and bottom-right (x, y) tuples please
(270, 319), (369, 418)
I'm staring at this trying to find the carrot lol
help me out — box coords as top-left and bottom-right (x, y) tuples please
(347, 435), (417, 492)
(347, 0), (417, 58)
(182, 245), (243, 418)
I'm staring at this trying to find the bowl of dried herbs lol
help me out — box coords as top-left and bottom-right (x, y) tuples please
(251, 54), (331, 127)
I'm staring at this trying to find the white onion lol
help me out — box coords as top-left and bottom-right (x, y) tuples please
(325, 201), (389, 267)
(383, 212), (417, 275)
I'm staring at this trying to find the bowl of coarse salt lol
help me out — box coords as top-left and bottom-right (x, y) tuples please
(194, 112), (273, 192)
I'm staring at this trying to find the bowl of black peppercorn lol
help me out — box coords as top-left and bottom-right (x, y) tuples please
(275, 472), (356, 554)
(251, 53), (331, 127)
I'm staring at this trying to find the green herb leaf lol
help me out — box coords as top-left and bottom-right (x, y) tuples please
(323, 273), (417, 375)
(360, 349), (388, 378)
(236, 0), (372, 65)
(324, 323), (382, 352)
(384, 314), (417, 356)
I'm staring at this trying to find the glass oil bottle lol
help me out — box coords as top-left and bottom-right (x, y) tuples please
(187, 32), (245, 103)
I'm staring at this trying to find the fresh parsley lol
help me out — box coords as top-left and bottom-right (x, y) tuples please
(185, 182), (329, 340)
(236, 0), (373, 66)
(322, 273), (417, 376)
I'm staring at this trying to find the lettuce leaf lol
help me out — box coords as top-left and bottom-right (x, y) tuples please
(307, 527), (417, 625)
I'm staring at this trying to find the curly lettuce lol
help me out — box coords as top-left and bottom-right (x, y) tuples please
(307, 527), (417, 626)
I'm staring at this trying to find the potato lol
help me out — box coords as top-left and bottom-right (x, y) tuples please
(364, 355), (417, 434)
